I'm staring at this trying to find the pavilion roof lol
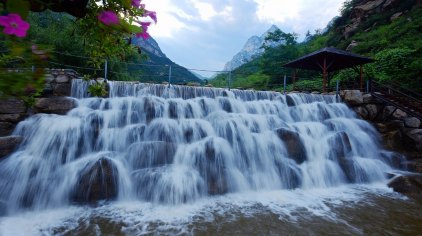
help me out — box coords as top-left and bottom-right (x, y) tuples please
(283, 47), (374, 72)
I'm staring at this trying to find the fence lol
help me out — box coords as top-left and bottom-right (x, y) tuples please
(2, 50), (373, 93)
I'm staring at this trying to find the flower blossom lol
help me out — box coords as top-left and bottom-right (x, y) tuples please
(136, 22), (151, 39)
(144, 10), (157, 23)
(0, 13), (30, 38)
(98, 11), (119, 25)
(132, 0), (141, 8)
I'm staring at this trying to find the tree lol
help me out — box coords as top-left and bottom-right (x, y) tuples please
(0, 0), (156, 99)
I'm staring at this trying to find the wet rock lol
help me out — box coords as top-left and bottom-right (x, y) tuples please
(403, 129), (422, 152)
(406, 159), (422, 173)
(44, 74), (55, 83)
(127, 141), (176, 169)
(388, 175), (422, 199)
(132, 167), (205, 204)
(0, 98), (26, 114)
(285, 95), (295, 107)
(53, 83), (72, 96)
(0, 135), (23, 159)
(362, 93), (373, 103)
(275, 128), (307, 164)
(382, 130), (403, 150)
(144, 97), (163, 123)
(338, 157), (357, 182)
(383, 106), (396, 119)
(380, 151), (406, 169)
(202, 139), (229, 195)
(353, 106), (369, 119)
(392, 109), (407, 120)
(219, 98), (232, 113)
(404, 117), (421, 128)
(0, 114), (23, 123)
(0, 122), (15, 136)
(72, 157), (119, 203)
(168, 101), (178, 119)
(365, 104), (379, 120)
(328, 132), (352, 158)
(55, 75), (70, 83)
(127, 124), (146, 143)
(34, 97), (76, 115)
(343, 90), (363, 105)
(383, 120), (405, 132)
(274, 159), (302, 189)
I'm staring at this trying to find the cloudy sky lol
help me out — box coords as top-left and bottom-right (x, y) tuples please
(143, 0), (345, 77)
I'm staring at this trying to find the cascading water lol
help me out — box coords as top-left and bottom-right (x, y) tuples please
(1, 80), (415, 235)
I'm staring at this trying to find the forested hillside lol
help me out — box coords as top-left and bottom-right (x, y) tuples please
(211, 0), (422, 93)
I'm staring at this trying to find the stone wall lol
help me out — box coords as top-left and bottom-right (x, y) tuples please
(0, 69), (79, 158)
(341, 90), (422, 159)
(341, 90), (422, 198)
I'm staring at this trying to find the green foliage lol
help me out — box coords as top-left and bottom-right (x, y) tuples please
(87, 81), (108, 97)
(286, 79), (323, 92)
(372, 48), (415, 82)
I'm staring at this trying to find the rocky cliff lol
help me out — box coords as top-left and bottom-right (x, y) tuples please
(132, 36), (167, 59)
(223, 25), (284, 71)
(131, 36), (203, 83)
(341, 0), (420, 39)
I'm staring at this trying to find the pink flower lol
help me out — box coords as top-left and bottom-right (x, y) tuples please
(97, 11), (119, 25)
(144, 10), (157, 23)
(131, 0), (141, 8)
(136, 21), (150, 39)
(0, 13), (30, 38)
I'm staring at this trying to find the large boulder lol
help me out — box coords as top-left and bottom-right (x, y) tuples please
(72, 157), (119, 203)
(327, 131), (352, 158)
(343, 90), (363, 105)
(0, 98), (26, 114)
(126, 141), (176, 169)
(353, 106), (369, 119)
(34, 97), (76, 115)
(365, 104), (379, 120)
(0, 122), (15, 137)
(275, 128), (307, 164)
(403, 129), (422, 152)
(53, 83), (72, 96)
(0, 136), (23, 159)
(404, 117), (421, 128)
(388, 175), (422, 199)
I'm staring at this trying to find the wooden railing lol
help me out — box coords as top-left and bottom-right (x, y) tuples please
(370, 80), (422, 119)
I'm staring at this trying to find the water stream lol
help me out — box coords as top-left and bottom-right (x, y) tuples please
(0, 80), (419, 235)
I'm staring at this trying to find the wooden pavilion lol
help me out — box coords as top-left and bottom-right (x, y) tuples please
(283, 47), (374, 92)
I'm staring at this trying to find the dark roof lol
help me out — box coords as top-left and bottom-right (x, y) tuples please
(283, 47), (374, 72)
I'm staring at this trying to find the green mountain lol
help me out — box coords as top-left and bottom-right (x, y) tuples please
(211, 0), (422, 93)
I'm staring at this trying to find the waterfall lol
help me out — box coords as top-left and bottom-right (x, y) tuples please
(0, 79), (400, 215)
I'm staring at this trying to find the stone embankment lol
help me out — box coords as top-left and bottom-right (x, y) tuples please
(341, 90), (422, 198)
(0, 69), (79, 158)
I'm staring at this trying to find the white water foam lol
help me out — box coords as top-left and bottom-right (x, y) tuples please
(0, 184), (402, 236)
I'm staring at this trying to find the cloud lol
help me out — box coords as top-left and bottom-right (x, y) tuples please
(253, 0), (345, 36)
(142, 0), (192, 38)
(141, 0), (345, 76)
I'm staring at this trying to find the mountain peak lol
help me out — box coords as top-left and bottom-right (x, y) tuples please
(223, 25), (283, 71)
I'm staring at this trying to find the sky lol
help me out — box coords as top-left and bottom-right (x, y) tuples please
(142, 0), (346, 77)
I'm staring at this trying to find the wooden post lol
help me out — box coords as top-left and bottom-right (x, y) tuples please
(360, 65), (363, 92)
(323, 58), (327, 93)
(292, 69), (297, 90)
